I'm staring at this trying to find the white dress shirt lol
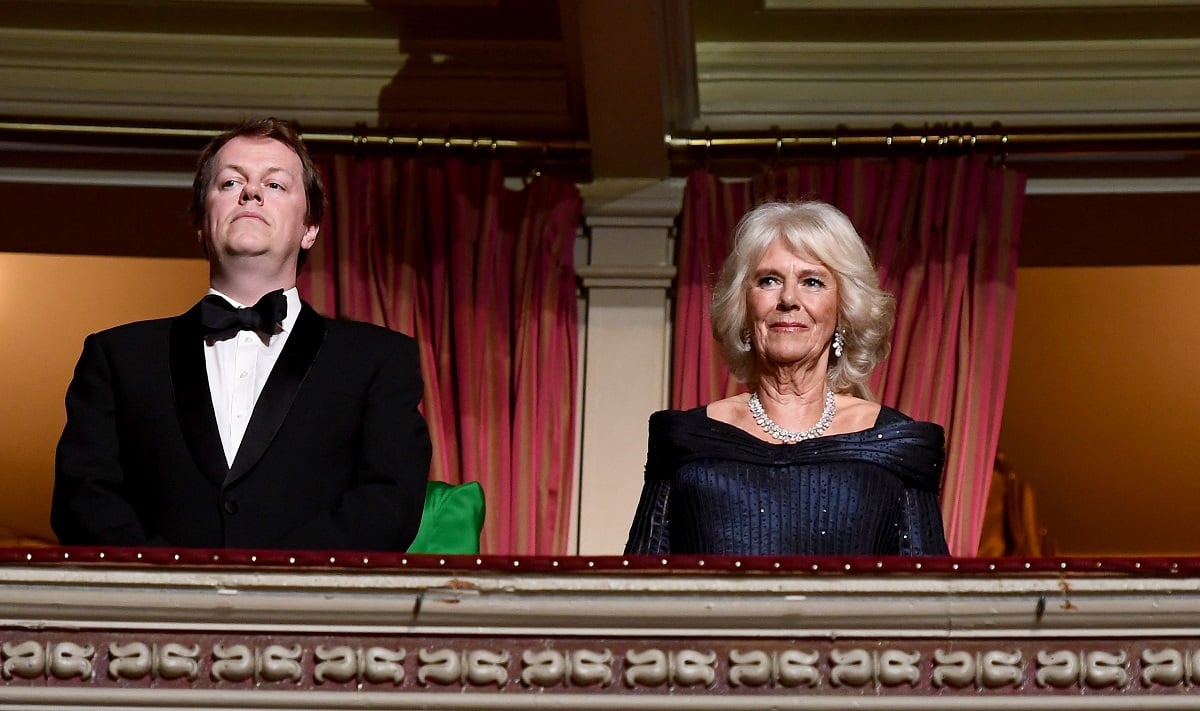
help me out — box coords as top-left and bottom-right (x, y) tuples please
(203, 287), (301, 467)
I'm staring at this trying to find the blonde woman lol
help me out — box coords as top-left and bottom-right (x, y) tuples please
(626, 201), (948, 556)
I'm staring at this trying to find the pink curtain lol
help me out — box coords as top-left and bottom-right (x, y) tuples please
(299, 156), (582, 555)
(673, 158), (1025, 556)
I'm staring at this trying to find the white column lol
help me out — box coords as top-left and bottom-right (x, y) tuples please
(572, 179), (684, 555)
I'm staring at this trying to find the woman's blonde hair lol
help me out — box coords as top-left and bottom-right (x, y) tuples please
(710, 201), (895, 398)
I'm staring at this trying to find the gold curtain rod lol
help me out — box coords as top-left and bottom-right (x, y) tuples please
(7, 119), (1195, 150)
(0, 120), (215, 141)
(4, 119), (1199, 166)
(0, 120), (590, 154)
(665, 125), (1200, 158)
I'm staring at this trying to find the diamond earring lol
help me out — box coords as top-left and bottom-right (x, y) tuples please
(832, 330), (845, 358)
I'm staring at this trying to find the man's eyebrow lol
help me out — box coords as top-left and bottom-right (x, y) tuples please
(217, 164), (294, 176)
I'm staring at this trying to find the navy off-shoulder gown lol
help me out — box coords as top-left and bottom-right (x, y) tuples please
(625, 405), (950, 556)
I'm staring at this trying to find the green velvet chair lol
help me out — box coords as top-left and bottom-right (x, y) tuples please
(406, 481), (486, 555)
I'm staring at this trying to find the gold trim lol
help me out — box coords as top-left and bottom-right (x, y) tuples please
(0, 120), (590, 157)
(665, 126), (1200, 158)
(4, 120), (1199, 168)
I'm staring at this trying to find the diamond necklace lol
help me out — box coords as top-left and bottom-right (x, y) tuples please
(748, 388), (836, 444)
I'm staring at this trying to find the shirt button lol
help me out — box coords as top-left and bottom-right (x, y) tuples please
(222, 499), (239, 515)
(239, 371), (249, 379)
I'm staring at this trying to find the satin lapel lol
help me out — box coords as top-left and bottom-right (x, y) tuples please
(227, 303), (327, 486)
(169, 305), (229, 487)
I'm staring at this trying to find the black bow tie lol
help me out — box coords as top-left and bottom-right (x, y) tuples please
(199, 290), (287, 340)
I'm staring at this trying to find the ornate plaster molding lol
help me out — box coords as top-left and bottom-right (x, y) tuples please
(4, 553), (1200, 708)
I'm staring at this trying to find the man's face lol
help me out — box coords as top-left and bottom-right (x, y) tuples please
(199, 135), (318, 270)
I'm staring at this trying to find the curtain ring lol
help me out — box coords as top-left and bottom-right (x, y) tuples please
(527, 142), (548, 181)
(831, 126), (845, 156)
(351, 123), (367, 158)
(522, 143), (548, 184)
(768, 136), (784, 172)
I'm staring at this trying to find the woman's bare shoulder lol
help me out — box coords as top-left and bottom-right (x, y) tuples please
(705, 392), (751, 428)
(831, 394), (882, 435)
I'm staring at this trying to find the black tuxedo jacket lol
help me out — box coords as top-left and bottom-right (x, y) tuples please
(52, 300), (431, 551)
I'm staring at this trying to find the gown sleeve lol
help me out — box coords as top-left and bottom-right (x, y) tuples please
(624, 478), (671, 554)
(624, 411), (675, 554)
(899, 486), (950, 556)
(871, 405), (951, 556)
(896, 424), (950, 556)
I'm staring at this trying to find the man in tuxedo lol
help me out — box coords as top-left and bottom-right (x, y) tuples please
(52, 117), (431, 551)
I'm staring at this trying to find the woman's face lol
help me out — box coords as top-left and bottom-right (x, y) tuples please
(746, 239), (839, 372)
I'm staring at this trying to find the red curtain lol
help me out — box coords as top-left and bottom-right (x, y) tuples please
(672, 158), (1025, 556)
(299, 156), (582, 555)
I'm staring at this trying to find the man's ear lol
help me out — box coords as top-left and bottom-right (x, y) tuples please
(301, 224), (319, 250)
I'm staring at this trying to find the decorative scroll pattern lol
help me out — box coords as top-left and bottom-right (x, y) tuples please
(5, 636), (1200, 695)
